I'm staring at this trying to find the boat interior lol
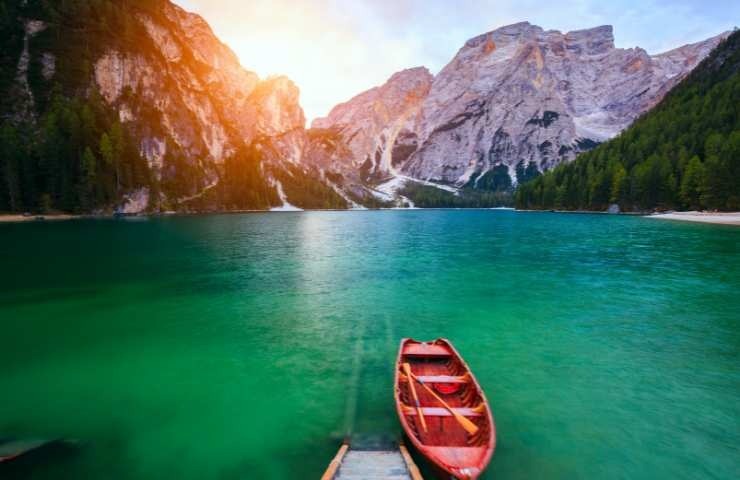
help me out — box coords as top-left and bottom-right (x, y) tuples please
(398, 341), (491, 450)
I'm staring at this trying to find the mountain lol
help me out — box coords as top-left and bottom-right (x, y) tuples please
(0, 0), (347, 214)
(515, 30), (740, 212)
(313, 23), (728, 201)
(0, 3), (731, 214)
(312, 67), (433, 182)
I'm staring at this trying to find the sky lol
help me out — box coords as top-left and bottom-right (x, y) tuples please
(174, 0), (738, 123)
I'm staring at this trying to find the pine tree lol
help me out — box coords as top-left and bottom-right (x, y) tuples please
(109, 122), (124, 194)
(0, 122), (22, 211)
(611, 164), (628, 204)
(99, 131), (114, 199)
(680, 156), (705, 210)
(80, 146), (97, 209)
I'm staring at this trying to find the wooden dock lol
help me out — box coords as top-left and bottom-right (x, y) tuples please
(321, 442), (423, 480)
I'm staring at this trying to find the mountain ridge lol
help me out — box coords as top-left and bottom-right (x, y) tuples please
(312, 21), (729, 203)
(0, 0), (349, 214)
(515, 29), (740, 212)
(0, 2), (732, 213)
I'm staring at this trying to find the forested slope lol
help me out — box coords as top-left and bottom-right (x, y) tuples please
(0, 0), (157, 213)
(0, 0), (348, 214)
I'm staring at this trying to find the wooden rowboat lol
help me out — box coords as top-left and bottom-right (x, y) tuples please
(394, 338), (495, 480)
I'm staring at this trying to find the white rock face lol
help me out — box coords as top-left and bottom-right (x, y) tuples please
(140, 137), (167, 172)
(13, 20), (48, 121)
(313, 67), (433, 180)
(89, 2), (306, 197)
(121, 188), (150, 214)
(248, 76), (306, 138)
(138, 14), (183, 63)
(41, 53), (55, 80)
(315, 23), (728, 187)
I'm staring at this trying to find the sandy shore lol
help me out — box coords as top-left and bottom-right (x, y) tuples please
(647, 211), (740, 226)
(0, 214), (81, 223)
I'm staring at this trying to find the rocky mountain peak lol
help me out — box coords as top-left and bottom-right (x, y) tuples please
(562, 25), (615, 54)
(310, 67), (433, 182)
(2, 1), (732, 213)
(465, 22), (540, 47)
(313, 66), (432, 130)
(314, 22), (729, 194)
(386, 67), (433, 89)
(95, 3), (307, 165)
(249, 76), (306, 136)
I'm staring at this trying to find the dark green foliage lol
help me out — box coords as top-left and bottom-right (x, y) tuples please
(0, 122), (23, 211)
(159, 153), (207, 204)
(219, 146), (279, 210)
(472, 164), (512, 192)
(516, 31), (740, 212)
(177, 146), (280, 212)
(0, 92), (150, 213)
(399, 183), (513, 208)
(183, 149), (351, 212)
(271, 164), (348, 210)
(0, 0), (160, 213)
(0, 1), (25, 113)
(515, 161), (541, 184)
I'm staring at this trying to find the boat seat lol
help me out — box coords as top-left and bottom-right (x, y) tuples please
(400, 375), (468, 384)
(402, 343), (452, 357)
(403, 406), (484, 417)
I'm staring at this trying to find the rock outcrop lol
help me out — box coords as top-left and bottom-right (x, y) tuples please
(314, 22), (728, 189)
(312, 67), (433, 181)
(92, 1), (304, 184)
(2, 0), (340, 212)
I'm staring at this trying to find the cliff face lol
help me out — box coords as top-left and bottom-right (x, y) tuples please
(314, 22), (728, 190)
(516, 30), (740, 212)
(91, 1), (305, 193)
(0, 0), (340, 213)
(312, 67), (433, 182)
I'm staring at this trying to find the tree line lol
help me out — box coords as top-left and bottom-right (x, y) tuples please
(1, 92), (150, 213)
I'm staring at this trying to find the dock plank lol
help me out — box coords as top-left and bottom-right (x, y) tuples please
(323, 444), (422, 480)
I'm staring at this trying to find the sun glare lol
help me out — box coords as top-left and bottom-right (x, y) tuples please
(177, 0), (417, 123)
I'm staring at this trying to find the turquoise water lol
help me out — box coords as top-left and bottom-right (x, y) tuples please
(1, 211), (738, 479)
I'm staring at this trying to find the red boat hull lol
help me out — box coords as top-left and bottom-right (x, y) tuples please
(394, 338), (495, 480)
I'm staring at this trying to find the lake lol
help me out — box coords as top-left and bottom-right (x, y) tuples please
(1, 210), (738, 479)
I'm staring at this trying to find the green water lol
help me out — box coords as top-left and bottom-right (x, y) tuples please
(1, 211), (738, 479)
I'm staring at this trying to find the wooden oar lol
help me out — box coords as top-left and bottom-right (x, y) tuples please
(403, 363), (479, 435)
(403, 363), (428, 432)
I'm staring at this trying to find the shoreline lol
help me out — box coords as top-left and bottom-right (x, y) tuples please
(515, 209), (645, 216)
(0, 207), (518, 223)
(3, 209), (737, 226)
(646, 211), (740, 226)
(0, 214), (83, 223)
(516, 209), (740, 226)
